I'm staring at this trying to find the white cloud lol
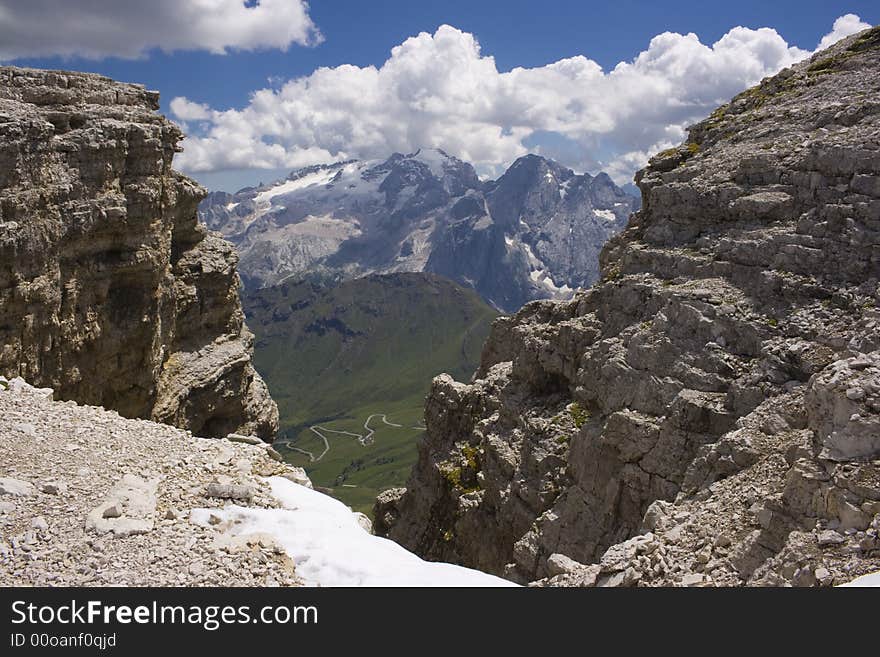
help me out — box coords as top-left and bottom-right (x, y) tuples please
(0, 0), (321, 60)
(171, 15), (871, 184)
(169, 98), (213, 122)
(816, 13), (871, 51)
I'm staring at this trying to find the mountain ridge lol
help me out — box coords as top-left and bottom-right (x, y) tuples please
(199, 149), (639, 312)
(0, 65), (277, 439)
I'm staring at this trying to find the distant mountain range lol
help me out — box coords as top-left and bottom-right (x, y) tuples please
(200, 150), (639, 312)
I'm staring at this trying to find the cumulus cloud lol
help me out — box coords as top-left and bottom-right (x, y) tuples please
(169, 98), (214, 122)
(0, 0), (321, 60)
(171, 15), (871, 183)
(816, 13), (871, 51)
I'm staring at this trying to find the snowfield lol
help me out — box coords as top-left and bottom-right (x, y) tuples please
(192, 477), (518, 587)
(840, 571), (880, 587)
(254, 167), (341, 204)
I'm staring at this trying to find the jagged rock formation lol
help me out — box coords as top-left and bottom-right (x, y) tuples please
(0, 66), (277, 439)
(199, 150), (638, 312)
(376, 27), (880, 586)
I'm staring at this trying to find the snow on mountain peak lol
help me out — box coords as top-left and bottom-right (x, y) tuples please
(199, 150), (639, 311)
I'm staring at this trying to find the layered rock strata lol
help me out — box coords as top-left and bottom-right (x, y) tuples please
(0, 66), (277, 439)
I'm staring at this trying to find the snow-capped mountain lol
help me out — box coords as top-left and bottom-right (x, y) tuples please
(199, 149), (639, 312)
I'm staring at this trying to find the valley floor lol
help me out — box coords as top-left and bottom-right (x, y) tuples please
(277, 399), (427, 514)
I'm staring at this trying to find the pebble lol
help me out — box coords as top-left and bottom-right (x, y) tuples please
(40, 481), (68, 495)
(15, 423), (37, 437)
(817, 529), (845, 547)
(814, 567), (833, 586)
(713, 534), (732, 548)
(845, 387), (866, 401)
(205, 482), (254, 501)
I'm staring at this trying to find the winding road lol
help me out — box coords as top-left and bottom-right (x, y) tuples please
(290, 413), (406, 463)
(362, 413), (402, 445)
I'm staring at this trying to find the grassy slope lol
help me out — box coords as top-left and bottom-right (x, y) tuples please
(243, 273), (498, 514)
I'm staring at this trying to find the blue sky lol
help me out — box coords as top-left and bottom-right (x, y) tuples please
(2, 1), (876, 191)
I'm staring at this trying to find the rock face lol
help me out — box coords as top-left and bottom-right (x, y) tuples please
(199, 149), (638, 312)
(0, 66), (277, 439)
(377, 27), (880, 586)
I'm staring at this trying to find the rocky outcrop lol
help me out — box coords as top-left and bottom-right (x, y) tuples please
(377, 27), (880, 586)
(0, 66), (277, 439)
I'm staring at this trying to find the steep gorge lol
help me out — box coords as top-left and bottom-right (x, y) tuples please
(376, 28), (880, 586)
(0, 67), (277, 439)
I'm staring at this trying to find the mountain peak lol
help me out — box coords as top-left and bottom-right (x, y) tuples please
(200, 149), (638, 311)
(508, 153), (573, 176)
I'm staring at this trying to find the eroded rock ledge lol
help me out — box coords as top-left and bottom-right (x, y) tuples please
(0, 66), (277, 438)
(377, 27), (880, 586)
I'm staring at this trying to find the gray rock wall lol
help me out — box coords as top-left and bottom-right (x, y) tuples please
(0, 66), (277, 440)
(377, 27), (880, 586)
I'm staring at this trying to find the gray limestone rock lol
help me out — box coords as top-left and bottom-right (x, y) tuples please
(86, 475), (159, 537)
(376, 26), (880, 587)
(0, 478), (35, 497)
(0, 66), (277, 440)
(204, 482), (254, 501)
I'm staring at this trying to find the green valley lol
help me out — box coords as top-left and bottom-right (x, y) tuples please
(243, 273), (499, 514)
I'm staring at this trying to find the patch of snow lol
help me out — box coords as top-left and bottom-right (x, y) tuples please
(335, 160), (381, 194)
(594, 209), (617, 222)
(192, 477), (517, 587)
(521, 242), (543, 269)
(225, 202), (239, 211)
(529, 266), (574, 296)
(559, 179), (572, 200)
(255, 168), (340, 204)
(839, 571), (880, 587)
(413, 148), (450, 180)
(554, 282), (573, 295)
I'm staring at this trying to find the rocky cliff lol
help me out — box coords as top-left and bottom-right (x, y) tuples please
(0, 67), (277, 439)
(376, 27), (880, 586)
